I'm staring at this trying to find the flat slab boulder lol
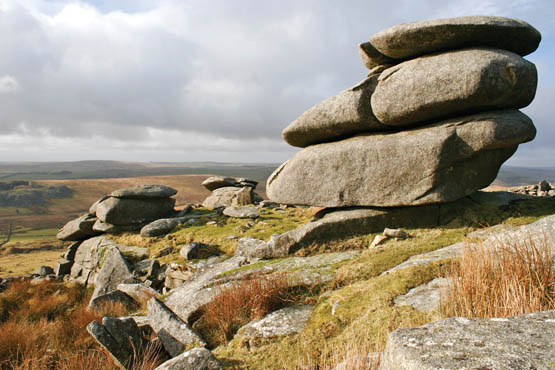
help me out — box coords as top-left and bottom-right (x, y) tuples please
(371, 48), (537, 127)
(147, 298), (206, 357)
(96, 196), (176, 226)
(366, 16), (541, 63)
(234, 305), (313, 340)
(282, 75), (389, 148)
(154, 348), (222, 370)
(268, 110), (535, 207)
(202, 176), (257, 191)
(223, 206), (259, 219)
(111, 184), (177, 199)
(140, 216), (195, 237)
(379, 310), (555, 370)
(57, 214), (98, 241)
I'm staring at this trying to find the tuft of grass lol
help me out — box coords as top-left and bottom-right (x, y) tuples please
(195, 272), (303, 348)
(441, 234), (555, 318)
(0, 280), (157, 370)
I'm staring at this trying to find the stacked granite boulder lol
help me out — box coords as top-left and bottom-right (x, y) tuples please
(267, 16), (540, 208)
(202, 176), (263, 208)
(57, 184), (177, 241)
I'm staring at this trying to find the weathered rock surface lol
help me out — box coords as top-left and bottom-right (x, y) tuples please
(394, 277), (448, 312)
(234, 237), (272, 261)
(89, 195), (109, 216)
(179, 242), (207, 260)
(371, 49), (537, 127)
(267, 110), (535, 207)
(140, 216), (196, 237)
(202, 176), (257, 191)
(88, 290), (139, 311)
(89, 247), (137, 305)
(96, 197), (176, 226)
(87, 316), (149, 369)
(163, 257), (248, 322)
(147, 298), (206, 357)
(117, 283), (160, 305)
(367, 16), (541, 63)
(268, 206), (440, 256)
(154, 348), (222, 370)
(92, 220), (142, 233)
(70, 236), (116, 286)
(379, 310), (555, 370)
(57, 214), (98, 241)
(111, 185), (177, 199)
(223, 206), (259, 219)
(282, 75), (390, 148)
(202, 186), (253, 208)
(55, 259), (73, 276)
(234, 305), (313, 340)
(34, 265), (54, 276)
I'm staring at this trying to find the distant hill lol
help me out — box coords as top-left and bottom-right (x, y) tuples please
(0, 161), (279, 182)
(494, 165), (555, 187)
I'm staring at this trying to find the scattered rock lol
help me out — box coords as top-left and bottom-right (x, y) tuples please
(202, 176), (257, 191)
(234, 237), (271, 261)
(57, 214), (98, 241)
(202, 186), (253, 208)
(147, 298), (206, 357)
(394, 277), (448, 312)
(141, 216), (196, 238)
(88, 290), (138, 311)
(89, 247), (137, 307)
(179, 242), (207, 260)
(379, 310), (555, 370)
(234, 305), (313, 340)
(154, 347), (222, 370)
(154, 247), (174, 258)
(383, 228), (409, 239)
(55, 259), (73, 277)
(117, 283), (160, 306)
(369, 234), (388, 248)
(87, 316), (149, 369)
(223, 206), (259, 219)
(110, 185), (177, 199)
(34, 265), (54, 276)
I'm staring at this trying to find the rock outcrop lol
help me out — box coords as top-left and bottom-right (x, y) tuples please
(379, 310), (555, 370)
(201, 176), (262, 208)
(268, 16), (540, 210)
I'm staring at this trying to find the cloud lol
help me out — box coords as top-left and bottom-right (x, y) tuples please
(0, 0), (553, 164)
(0, 75), (19, 93)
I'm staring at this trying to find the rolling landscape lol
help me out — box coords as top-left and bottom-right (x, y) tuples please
(1, 3), (554, 370)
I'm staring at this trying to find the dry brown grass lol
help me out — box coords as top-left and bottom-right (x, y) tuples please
(442, 234), (554, 318)
(0, 280), (161, 370)
(195, 273), (301, 347)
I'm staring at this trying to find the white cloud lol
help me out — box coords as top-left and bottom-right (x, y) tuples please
(0, 0), (553, 164)
(0, 75), (19, 93)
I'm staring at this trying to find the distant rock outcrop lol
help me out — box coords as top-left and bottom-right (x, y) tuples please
(0, 181), (72, 208)
(268, 15), (540, 209)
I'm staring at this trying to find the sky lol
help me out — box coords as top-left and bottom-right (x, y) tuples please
(0, 0), (553, 166)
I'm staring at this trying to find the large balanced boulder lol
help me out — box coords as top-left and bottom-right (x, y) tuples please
(371, 48), (537, 127)
(379, 310), (555, 370)
(267, 110), (535, 207)
(282, 75), (389, 148)
(359, 16), (541, 69)
(110, 184), (177, 198)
